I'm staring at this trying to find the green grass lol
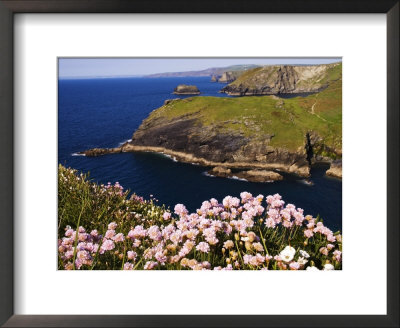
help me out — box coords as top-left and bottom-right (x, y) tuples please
(144, 76), (342, 155)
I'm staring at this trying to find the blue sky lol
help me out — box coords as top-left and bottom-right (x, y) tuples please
(58, 58), (341, 78)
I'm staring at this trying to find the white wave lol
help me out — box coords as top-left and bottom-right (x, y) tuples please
(202, 171), (216, 178)
(118, 139), (132, 146)
(229, 176), (248, 182)
(298, 179), (314, 186)
(161, 153), (178, 162)
(71, 152), (85, 157)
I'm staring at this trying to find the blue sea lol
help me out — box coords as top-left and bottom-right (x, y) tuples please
(58, 77), (342, 231)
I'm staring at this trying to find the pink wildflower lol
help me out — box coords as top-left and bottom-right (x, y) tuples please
(333, 250), (342, 262)
(289, 262), (300, 270)
(100, 239), (115, 254)
(148, 226), (162, 241)
(240, 192), (253, 202)
(127, 251), (137, 261)
(319, 247), (329, 256)
(144, 261), (158, 270)
(196, 242), (210, 253)
(304, 229), (314, 238)
(123, 262), (134, 270)
(112, 233), (125, 242)
(210, 198), (219, 207)
(223, 240), (234, 249)
(105, 229), (116, 239)
(174, 204), (188, 216)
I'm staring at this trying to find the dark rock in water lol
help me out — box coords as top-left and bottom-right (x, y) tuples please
(80, 147), (122, 157)
(209, 166), (232, 177)
(208, 167), (283, 182)
(235, 170), (283, 182)
(173, 84), (200, 95)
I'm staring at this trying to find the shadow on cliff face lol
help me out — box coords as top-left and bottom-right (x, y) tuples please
(305, 132), (314, 166)
(131, 118), (247, 163)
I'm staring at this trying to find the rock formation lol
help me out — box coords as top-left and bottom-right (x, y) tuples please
(208, 167), (283, 182)
(221, 63), (341, 96)
(326, 160), (342, 179)
(173, 84), (200, 95)
(218, 71), (239, 83)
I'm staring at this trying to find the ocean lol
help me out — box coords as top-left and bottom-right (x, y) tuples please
(58, 76), (342, 231)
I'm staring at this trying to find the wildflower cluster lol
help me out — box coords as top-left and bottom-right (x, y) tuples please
(58, 165), (342, 270)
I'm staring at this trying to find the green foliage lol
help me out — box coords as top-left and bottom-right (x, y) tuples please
(58, 165), (167, 238)
(145, 73), (341, 154)
(58, 165), (342, 270)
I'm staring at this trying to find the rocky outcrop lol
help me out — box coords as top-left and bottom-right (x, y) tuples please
(208, 167), (283, 182)
(326, 160), (342, 179)
(173, 84), (200, 95)
(218, 72), (238, 83)
(163, 99), (179, 106)
(127, 112), (311, 177)
(221, 63), (341, 96)
(79, 147), (123, 156)
(210, 75), (218, 82)
(235, 170), (283, 182)
(209, 166), (232, 177)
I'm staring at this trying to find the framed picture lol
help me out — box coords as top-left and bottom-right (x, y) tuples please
(0, 1), (398, 327)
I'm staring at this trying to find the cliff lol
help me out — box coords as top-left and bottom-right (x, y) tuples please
(217, 71), (243, 83)
(126, 78), (341, 178)
(81, 64), (342, 180)
(173, 84), (200, 95)
(221, 63), (341, 96)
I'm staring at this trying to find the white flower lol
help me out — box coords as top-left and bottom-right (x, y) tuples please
(306, 266), (320, 271)
(297, 256), (308, 265)
(279, 246), (296, 262)
(323, 263), (335, 271)
(300, 250), (310, 258)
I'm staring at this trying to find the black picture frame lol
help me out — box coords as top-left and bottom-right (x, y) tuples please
(0, 1), (398, 327)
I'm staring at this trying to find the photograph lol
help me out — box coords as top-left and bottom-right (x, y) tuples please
(58, 57), (342, 271)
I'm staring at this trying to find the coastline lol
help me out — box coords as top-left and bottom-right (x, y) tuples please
(80, 142), (341, 179)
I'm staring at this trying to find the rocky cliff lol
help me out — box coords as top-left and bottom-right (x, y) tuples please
(129, 106), (311, 177)
(218, 71), (243, 83)
(211, 70), (248, 83)
(221, 63), (341, 96)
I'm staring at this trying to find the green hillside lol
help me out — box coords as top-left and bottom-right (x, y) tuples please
(145, 78), (342, 155)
